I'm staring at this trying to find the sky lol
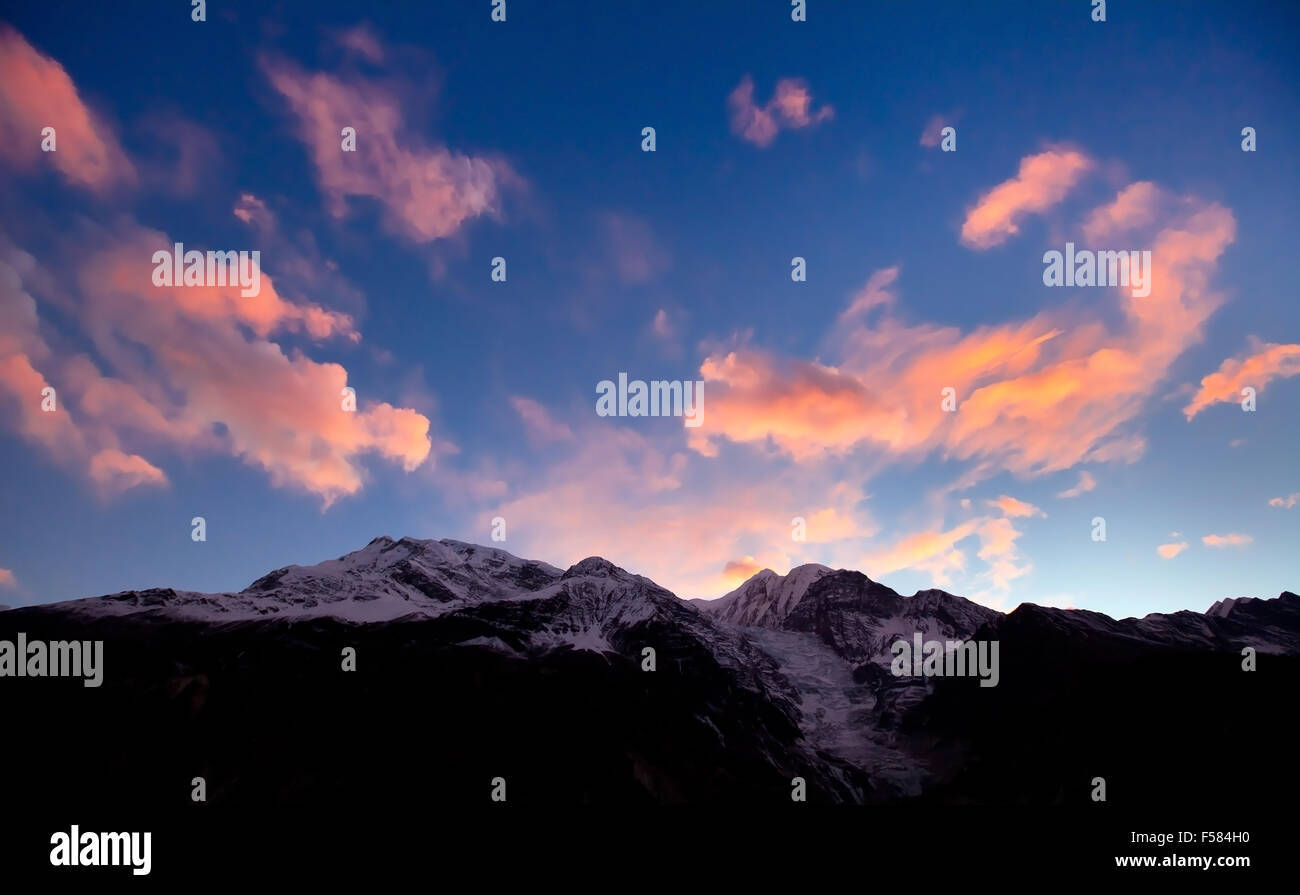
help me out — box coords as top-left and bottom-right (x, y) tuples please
(0, 0), (1297, 618)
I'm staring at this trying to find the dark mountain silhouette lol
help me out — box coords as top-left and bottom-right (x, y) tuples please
(3, 537), (1296, 808)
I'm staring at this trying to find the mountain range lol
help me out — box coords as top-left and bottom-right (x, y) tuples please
(3, 535), (1297, 807)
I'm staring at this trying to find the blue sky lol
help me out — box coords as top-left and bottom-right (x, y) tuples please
(1, 0), (1297, 617)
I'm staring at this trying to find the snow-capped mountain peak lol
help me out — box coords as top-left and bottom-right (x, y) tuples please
(699, 563), (834, 627)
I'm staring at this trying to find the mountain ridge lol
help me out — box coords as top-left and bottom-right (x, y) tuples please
(5, 534), (1299, 807)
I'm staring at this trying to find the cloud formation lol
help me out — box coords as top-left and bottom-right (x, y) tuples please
(0, 26), (135, 191)
(263, 41), (516, 244)
(728, 76), (833, 148)
(1202, 533), (1253, 548)
(960, 147), (1093, 248)
(1, 220), (431, 505)
(510, 396), (575, 446)
(987, 495), (1045, 518)
(1056, 470), (1096, 499)
(1157, 541), (1188, 559)
(1183, 341), (1300, 419)
(691, 170), (1236, 487)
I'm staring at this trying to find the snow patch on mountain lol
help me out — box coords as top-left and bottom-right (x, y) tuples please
(743, 627), (927, 796)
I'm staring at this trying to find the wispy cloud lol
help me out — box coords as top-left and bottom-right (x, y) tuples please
(919, 114), (947, 148)
(1184, 341), (1300, 419)
(728, 76), (833, 148)
(262, 34), (518, 244)
(1056, 470), (1096, 499)
(1202, 533), (1253, 548)
(510, 396), (575, 447)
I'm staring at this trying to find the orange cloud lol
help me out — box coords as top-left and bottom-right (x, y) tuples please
(960, 147), (1093, 248)
(694, 178), (1236, 484)
(987, 495), (1045, 518)
(480, 423), (877, 598)
(721, 556), (765, 586)
(0, 26), (135, 192)
(863, 520), (980, 579)
(689, 350), (899, 461)
(0, 568), (15, 589)
(263, 49), (516, 244)
(1183, 341), (1300, 419)
(800, 504), (861, 543)
(1157, 541), (1188, 559)
(860, 513), (1032, 605)
(1202, 533), (1253, 548)
(1269, 493), (1299, 509)
(728, 76), (833, 148)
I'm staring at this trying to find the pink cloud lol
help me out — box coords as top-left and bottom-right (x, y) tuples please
(1268, 493), (1299, 509)
(0, 26), (135, 191)
(1183, 341), (1300, 419)
(728, 76), (833, 148)
(89, 448), (168, 494)
(839, 265), (899, 323)
(919, 115), (946, 148)
(335, 24), (385, 64)
(509, 396), (574, 446)
(233, 193), (275, 230)
(1157, 541), (1188, 559)
(1082, 181), (1161, 242)
(960, 147), (1094, 249)
(0, 568), (16, 589)
(1202, 533), (1253, 548)
(1056, 470), (1096, 499)
(0, 223), (432, 506)
(481, 423), (877, 598)
(263, 49), (516, 244)
(599, 212), (670, 285)
(651, 309), (674, 340)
